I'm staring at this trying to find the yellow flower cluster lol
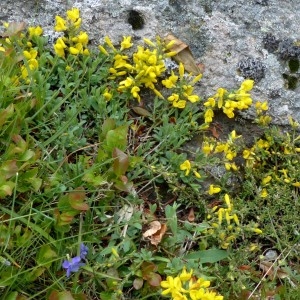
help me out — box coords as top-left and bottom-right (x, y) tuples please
(99, 36), (201, 107)
(20, 26), (43, 80)
(202, 131), (241, 171)
(163, 63), (202, 108)
(203, 79), (254, 124)
(53, 8), (89, 57)
(255, 101), (271, 125)
(179, 160), (201, 179)
(206, 193), (263, 248)
(206, 193), (241, 249)
(161, 267), (223, 300)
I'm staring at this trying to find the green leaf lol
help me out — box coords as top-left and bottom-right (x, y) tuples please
(5, 292), (18, 300)
(165, 204), (178, 235)
(37, 244), (57, 268)
(101, 118), (116, 140)
(105, 125), (128, 153)
(184, 249), (228, 264)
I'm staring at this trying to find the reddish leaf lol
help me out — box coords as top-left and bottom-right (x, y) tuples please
(68, 188), (89, 211)
(112, 148), (129, 176)
(144, 272), (162, 287)
(49, 290), (75, 300)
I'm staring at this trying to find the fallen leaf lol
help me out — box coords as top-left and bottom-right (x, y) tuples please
(259, 261), (289, 280)
(187, 208), (195, 222)
(143, 221), (161, 238)
(164, 33), (202, 75)
(150, 223), (167, 246)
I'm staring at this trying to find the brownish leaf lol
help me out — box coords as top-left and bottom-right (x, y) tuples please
(164, 33), (202, 75)
(150, 223), (167, 246)
(132, 107), (151, 117)
(143, 221), (161, 238)
(259, 261), (289, 280)
(187, 208), (195, 222)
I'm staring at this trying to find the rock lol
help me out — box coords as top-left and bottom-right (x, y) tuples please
(2, 0), (300, 124)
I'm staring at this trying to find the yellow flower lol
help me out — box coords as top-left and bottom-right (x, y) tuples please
(204, 97), (216, 107)
(54, 37), (67, 57)
(54, 16), (67, 31)
(161, 276), (183, 296)
(77, 31), (89, 46)
(240, 79), (254, 92)
(162, 72), (178, 88)
(99, 45), (108, 55)
(193, 170), (201, 179)
(28, 26), (43, 37)
(262, 175), (272, 185)
(189, 277), (211, 290)
(103, 90), (112, 101)
(69, 46), (80, 55)
(208, 185), (221, 195)
(202, 142), (214, 155)
(252, 228), (263, 234)
(104, 36), (116, 50)
(260, 188), (268, 198)
(120, 36), (133, 51)
(179, 267), (193, 282)
(143, 38), (156, 47)
(131, 86), (141, 102)
(67, 8), (80, 22)
(119, 77), (134, 87)
(179, 62), (185, 77)
(187, 94), (199, 103)
(173, 99), (186, 109)
(204, 108), (214, 123)
(180, 160), (191, 176)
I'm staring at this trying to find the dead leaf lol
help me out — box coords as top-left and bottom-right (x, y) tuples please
(143, 221), (161, 238)
(1, 21), (26, 37)
(142, 221), (167, 246)
(164, 34), (202, 75)
(150, 224), (167, 246)
(259, 261), (289, 280)
(187, 208), (195, 222)
(132, 107), (151, 117)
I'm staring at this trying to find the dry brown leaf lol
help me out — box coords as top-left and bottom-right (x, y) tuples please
(259, 261), (289, 280)
(150, 223), (167, 246)
(143, 221), (161, 238)
(187, 208), (195, 222)
(164, 34), (202, 75)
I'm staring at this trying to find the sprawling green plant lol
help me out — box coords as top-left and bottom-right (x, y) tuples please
(0, 7), (299, 300)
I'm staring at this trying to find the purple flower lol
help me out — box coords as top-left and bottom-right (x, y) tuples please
(62, 256), (85, 278)
(80, 243), (88, 260)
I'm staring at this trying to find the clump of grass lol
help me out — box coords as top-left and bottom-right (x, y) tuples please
(0, 8), (299, 300)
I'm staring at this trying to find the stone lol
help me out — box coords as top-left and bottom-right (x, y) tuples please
(2, 0), (300, 124)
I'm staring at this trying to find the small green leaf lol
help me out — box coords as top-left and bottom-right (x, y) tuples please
(184, 249), (228, 264)
(37, 245), (57, 268)
(105, 125), (128, 153)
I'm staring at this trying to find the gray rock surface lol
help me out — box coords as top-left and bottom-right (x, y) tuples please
(2, 0), (300, 124)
